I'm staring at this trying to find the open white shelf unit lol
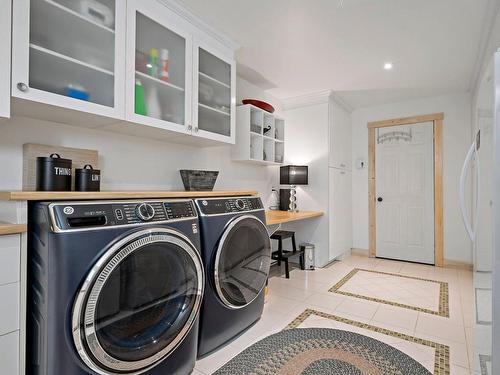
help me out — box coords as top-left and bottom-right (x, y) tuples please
(232, 104), (285, 165)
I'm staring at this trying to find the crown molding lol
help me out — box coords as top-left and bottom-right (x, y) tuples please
(330, 92), (354, 113)
(282, 90), (333, 110)
(159, 0), (240, 51)
(282, 90), (354, 113)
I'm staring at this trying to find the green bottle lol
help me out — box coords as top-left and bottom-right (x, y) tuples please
(135, 79), (147, 116)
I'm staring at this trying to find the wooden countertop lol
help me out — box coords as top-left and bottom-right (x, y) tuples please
(0, 190), (258, 201)
(0, 222), (27, 235)
(265, 210), (324, 225)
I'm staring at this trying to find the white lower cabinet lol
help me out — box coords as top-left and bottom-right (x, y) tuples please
(0, 283), (20, 336)
(0, 331), (19, 375)
(0, 235), (21, 285)
(0, 233), (21, 375)
(329, 167), (352, 260)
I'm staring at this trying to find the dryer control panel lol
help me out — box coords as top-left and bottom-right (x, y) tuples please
(195, 197), (263, 215)
(50, 199), (197, 231)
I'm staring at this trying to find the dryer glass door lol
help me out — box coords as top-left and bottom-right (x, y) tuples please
(214, 215), (271, 309)
(73, 228), (204, 374)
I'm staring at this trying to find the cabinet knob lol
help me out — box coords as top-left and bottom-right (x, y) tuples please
(17, 82), (28, 92)
(187, 125), (192, 131)
(377, 197), (383, 202)
(194, 127), (199, 133)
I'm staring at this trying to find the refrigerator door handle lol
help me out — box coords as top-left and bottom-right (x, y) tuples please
(460, 141), (479, 241)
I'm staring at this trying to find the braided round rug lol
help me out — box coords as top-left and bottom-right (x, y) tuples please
(213, 328), (432, 375)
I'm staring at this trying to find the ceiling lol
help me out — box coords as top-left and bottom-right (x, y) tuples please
(178, 0), (497, 109)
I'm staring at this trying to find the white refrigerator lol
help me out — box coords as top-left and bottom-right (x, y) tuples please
(493, 50), (500, 375)
(460, 52), (499, 374)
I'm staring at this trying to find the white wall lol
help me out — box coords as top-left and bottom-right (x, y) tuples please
(0, 78), (281, 201)
(283, 102), (331, 266)
(351, 93), (473, 264)
(472, 6), (500, 106)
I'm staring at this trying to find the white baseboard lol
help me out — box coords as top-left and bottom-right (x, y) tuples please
(443, 259), (473, 271)
(347, 249), (472, 270)
(351, 248), (369, 257)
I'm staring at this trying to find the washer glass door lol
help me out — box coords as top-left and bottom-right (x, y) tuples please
(215, 215), (271, 308)
(73, 229), (204, 374)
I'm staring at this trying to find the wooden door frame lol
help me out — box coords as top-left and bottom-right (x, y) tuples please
(367, 113), (444, 267)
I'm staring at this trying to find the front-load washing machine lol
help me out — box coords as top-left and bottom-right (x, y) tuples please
(28, 199), (204, 375)
(194, 196), (271, 357)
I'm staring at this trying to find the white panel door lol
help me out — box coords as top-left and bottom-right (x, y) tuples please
(375, 123), (434, 264)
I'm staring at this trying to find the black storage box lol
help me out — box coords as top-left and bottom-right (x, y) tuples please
(75, 165), (101, 192)
(36, 154), (72, 191)
(279, 188), (291, 211)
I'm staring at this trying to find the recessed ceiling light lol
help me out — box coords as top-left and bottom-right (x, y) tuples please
(384, 62), (393, 70)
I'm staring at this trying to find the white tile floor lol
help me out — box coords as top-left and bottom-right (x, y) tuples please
(193, 254), (475, 375)
(337, 269), (442, 312)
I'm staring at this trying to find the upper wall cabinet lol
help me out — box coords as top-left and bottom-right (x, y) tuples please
(0, 0), (11, 119)
(329, 101), (352, 170)
(125, 0), (192, 135)
(10, 0), (237, 144)
(11, 0), (126, 119)
(193, 41), (236, 143)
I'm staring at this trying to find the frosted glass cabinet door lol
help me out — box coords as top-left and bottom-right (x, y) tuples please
(11, 0), (126, 118)
(0, 0), (11, 119)
(126, 0), (192, 134)
(193, 42), (236, 143)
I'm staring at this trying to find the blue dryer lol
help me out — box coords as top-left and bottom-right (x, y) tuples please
(28, 199), (205, 375)
(194, 196), (271, 357)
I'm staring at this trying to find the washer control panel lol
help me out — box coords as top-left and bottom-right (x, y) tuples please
(50, 199), (197, 230)
(196, 197), (263, 215)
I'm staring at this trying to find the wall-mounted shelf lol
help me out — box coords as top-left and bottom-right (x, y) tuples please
(30, 44), (114, 76)
(37, 0), (116, 34)
(199, 71), (230, 89)
(199, 102), (230, 116)
(231, 104), (285, 165)
(136, 71), (184, 92)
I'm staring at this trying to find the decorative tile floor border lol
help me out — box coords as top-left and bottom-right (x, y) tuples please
(285, 308), (450, 375)
(329, 268), (450, 317)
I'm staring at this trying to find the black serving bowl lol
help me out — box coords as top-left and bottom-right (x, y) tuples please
(179, 170), (219, 191)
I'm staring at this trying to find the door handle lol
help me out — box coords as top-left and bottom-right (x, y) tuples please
(377, 197), (383, 202)
(460, 141), (479, 242)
